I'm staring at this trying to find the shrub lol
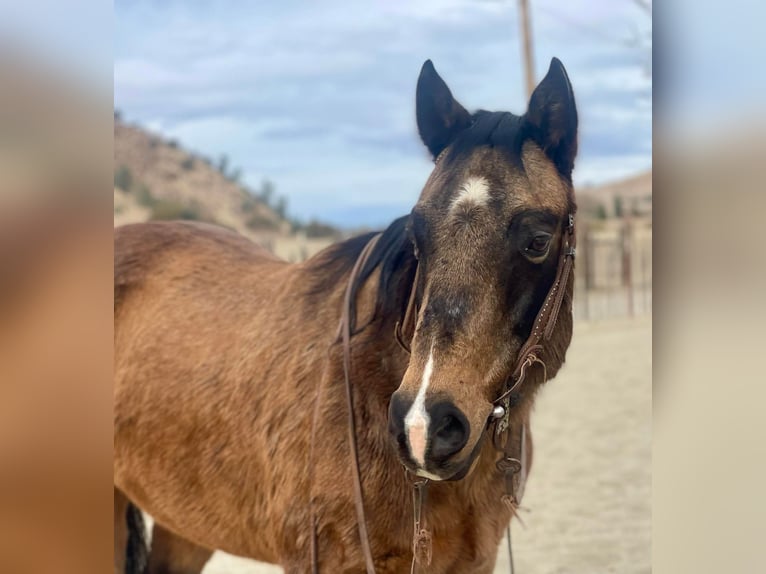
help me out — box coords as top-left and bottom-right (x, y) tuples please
(259, 179), (275, 205)
(135, 184), (155, 207)
(289, 218), (304, 233)
(149, 199), (204, 221)
(181, 157), (195, 171)
(245, 212), (279, 231)
(218, 154), (229, 176)
(228, 167), (242, 183)
(304, 220), (337, 238)
(241, 196), (258, 213)
(114, 166), (133, 191)
(274, 196), (288, 218)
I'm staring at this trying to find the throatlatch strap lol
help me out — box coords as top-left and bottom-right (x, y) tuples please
(395, 263), (420, 353)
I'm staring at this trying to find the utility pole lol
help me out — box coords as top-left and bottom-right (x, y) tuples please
(518, 0), (536, 99)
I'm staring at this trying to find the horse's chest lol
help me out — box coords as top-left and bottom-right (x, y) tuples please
(429, 502), (505, 569)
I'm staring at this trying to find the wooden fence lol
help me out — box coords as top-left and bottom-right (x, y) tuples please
(573, 217), (652, 321)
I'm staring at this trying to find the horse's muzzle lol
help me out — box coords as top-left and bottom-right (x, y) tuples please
(388, 392), (470, 478)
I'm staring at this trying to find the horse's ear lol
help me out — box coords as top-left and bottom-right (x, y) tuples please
(523, 57), (578, 177)
(416, 60), (472, 159)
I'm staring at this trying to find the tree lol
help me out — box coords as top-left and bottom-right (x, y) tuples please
(259, 179), (275, 206)
(274, 196), (288, 219)
(218, 154), (229, 177)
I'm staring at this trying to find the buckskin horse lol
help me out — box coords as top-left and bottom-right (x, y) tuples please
(114, 57), (578, 574)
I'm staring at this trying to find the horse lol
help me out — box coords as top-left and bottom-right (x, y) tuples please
(114, 57), (578, 574)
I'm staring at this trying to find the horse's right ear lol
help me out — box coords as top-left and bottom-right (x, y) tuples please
(416, 60), (472, 160)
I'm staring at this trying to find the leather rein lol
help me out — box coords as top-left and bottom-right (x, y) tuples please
(312, 213), (576, 573)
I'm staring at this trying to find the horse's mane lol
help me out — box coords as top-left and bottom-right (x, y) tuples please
(306, 215), (417, 336)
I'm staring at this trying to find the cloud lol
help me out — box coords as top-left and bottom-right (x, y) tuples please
(115, 0), (651, 227)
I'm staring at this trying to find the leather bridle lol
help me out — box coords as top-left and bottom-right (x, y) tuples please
(312, 212), (576, 574)
(489, 211), (576, 521)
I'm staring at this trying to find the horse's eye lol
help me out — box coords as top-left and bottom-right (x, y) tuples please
(524, 232), (551, 261)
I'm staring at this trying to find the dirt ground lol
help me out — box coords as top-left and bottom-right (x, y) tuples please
(198, 316), (652, 574)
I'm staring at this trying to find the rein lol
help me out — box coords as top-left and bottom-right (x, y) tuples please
(312, 213), (575, 573)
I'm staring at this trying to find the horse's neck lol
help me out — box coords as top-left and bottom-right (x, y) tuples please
(349, 319), (409, 401)
(341, 261), (411, 395)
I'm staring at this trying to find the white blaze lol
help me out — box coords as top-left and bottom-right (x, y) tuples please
(404, 347), (435, 467)
(451, 176), (490, 211)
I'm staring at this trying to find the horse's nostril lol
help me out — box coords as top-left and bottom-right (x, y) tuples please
(428, 402), (469, 462)
(388, 392), (410, 439)
(435, 414), (461, 439)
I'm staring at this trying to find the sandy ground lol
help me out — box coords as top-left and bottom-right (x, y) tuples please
(196, 317), (651, 574)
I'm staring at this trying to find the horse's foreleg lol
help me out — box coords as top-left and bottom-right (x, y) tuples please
(114, 487), (148, 574)
(146, 522), (214, 574)
(114, 488), (128, 574)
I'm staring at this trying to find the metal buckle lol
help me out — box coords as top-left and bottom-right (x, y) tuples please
(565, 246), (576, 258)
(497, 456), (522, 475)
(495, 396), (511, 435)
(567, 213), (575, 231)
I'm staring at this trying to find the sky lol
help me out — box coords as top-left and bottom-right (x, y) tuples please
(113, 0), (652, 228)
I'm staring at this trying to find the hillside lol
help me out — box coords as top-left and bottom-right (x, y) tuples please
(578, 170), (652, 219)
(114, 120), (286, 232)
(113, 119), (340, 261)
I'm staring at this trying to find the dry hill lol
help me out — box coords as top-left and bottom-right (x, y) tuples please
(113, 119), (340, 261)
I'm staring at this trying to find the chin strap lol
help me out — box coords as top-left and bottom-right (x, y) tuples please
(409, 474), (432, 573)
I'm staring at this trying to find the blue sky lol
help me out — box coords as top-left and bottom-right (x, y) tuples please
(114, 0), (652, 228)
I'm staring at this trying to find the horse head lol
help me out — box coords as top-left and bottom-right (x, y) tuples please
(388, 58), (578, 481)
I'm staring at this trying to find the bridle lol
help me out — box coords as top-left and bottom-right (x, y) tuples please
(489, 210), (576, 526)
(311, 211), (576, 573)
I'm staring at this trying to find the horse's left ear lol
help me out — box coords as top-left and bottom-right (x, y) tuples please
(523, 57), (578, 177)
